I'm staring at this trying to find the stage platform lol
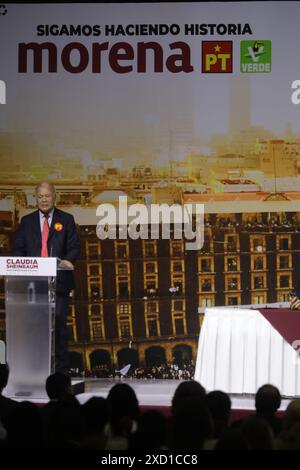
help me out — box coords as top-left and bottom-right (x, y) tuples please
(13, 378), (294, 422)
(78, 378), (293, 409)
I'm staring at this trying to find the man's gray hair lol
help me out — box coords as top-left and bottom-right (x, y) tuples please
(35, 181), (56, 195)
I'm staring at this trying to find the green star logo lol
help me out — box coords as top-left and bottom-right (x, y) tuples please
(240, 40), (272, 73)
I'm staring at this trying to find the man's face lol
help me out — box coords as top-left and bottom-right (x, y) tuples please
(36, 185), (56, 214)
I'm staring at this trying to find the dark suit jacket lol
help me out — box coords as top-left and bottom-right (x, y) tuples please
(12, 208), (81, 295)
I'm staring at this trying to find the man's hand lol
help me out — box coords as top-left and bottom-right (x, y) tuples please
(58, 259), (74, 270)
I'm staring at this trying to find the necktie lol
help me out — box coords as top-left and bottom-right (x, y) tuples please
(41, 215), (50, 257)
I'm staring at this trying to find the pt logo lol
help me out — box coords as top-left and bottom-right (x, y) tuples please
(0, 80), (6, 104)
(240, 40), (272, 73)
(202, 41), (233, 73)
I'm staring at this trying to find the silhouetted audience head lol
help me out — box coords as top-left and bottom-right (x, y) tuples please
(274, 400), (300, 449)
(82, 397), (109, 434)
(6, 401), (43, 450)
(206, 390), (231, 438)
(46, 395), (84, 449)
(0, 419), (7, 443)
(0, 363), (19, 434)
(46, 372), (72, 400)
(276, 422), (300, 450)
(107, 383), (139, 437)
(215, 429), (249, 450)
(82, 397), (109, 449)
(282, 399), (300, 432)
(255, 384), (282, 436)
(172, 380), (206, 416)
(255, 384), (281, 415)
(0, 363), (9, 393)
(129, 410), (167, 450)
(172, 396), (213, 450)
(240, 415), (274, 450)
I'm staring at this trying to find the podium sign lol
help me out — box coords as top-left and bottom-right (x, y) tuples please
(0, 256), (56, 277)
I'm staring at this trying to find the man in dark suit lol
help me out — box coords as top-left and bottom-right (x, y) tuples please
(12, 182), (81, 373)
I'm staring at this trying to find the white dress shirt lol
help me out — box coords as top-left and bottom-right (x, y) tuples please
(39, 208), (54, 233)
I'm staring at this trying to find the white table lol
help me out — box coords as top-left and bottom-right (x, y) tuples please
(194, 307), (300, 396)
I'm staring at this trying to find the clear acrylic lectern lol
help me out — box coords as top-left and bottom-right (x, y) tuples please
(0, 257), (58, 399)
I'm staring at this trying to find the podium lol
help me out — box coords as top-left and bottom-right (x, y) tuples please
(0, 256), (58, 399)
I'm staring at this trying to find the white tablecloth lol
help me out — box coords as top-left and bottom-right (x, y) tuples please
(194, 307), (300, 396)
